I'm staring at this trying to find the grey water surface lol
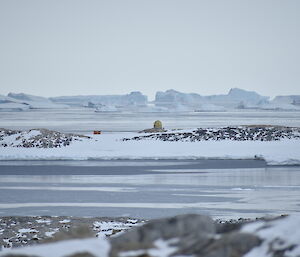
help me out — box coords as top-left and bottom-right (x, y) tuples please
(0, 159), (299, 219)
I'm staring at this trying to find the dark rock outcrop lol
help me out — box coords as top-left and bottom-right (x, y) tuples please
(124, 126), (300, 142)
(109, 214), (262, 257)
(109, 214), (215, 257)
(0, 128), (90, 148)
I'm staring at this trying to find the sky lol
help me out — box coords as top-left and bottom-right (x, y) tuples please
(0, 0), (299, 100)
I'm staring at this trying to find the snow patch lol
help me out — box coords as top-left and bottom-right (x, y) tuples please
(18, 228), (39, 233)
(59, 219), (71, 224)
(243, 215), (300, 257)
(0, 237), (110, 257)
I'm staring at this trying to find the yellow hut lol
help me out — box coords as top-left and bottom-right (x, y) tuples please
(153, 120), (163, 129)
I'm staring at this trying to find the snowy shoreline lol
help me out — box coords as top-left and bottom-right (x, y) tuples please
(0, 127), (299, 165)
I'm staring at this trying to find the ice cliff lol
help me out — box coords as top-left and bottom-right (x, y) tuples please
(1, 89), (300, 112)
(50, 91), (148, 108)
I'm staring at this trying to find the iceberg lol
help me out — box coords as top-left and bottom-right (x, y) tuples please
(51, 91), (148, 108)
(7, 93), (68, 109)
(206, 88), (269, 109)
(0, 95), (30, 111)
(154, 88), (267, 111)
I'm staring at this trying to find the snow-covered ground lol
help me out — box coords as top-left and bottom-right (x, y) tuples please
(1, 237), (110, 257)
(0, 131), (299, 165)
(242, 215), (300, 257)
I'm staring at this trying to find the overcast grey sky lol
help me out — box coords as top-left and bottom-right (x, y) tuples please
(0, 0), (299, 99)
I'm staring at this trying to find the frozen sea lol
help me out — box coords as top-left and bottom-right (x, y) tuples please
(0, 109), (300, 219)
(0, 159), (300, 219)
(0, 108), (300, 133)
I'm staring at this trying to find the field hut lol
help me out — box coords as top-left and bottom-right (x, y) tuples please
(153, 120), (163, 129)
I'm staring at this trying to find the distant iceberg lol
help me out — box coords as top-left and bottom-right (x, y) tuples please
(204, 88), (270, 109)
(154, 88), (300, 111)
(0, 93), (68, 111)
(51, 91), (148, 108)
(0, 95), (29, 111)
(7, 93), (68, 109)
(2, 89), (300, 112)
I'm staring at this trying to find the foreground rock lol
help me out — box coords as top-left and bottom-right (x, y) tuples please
(109, 215), (261, 257)
(1, 214), (300, 257)
(124, 125), (300, 142)
(110, 214), (215, 257)
(0, 128), (90, 148)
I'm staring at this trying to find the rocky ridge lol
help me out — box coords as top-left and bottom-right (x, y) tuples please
(0, 128), (91, 148)
(1, 214), (299, 257)
(123, 126), (300, 142)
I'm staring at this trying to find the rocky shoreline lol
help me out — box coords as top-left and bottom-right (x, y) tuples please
(0, 216), (144, 249)
(0, 215), (283, 250)
(123, 125), (300, 142)
(0, 214), (299, 257)
(2, 125), (300, 150)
